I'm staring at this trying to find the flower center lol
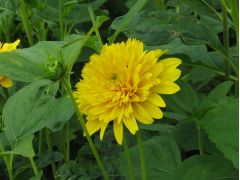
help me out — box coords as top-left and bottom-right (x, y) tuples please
(110, 74), (137, 105)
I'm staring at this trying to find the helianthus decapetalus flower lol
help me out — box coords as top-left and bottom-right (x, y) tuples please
(0, 39), (20, 88)
(74, 39), (182, 144)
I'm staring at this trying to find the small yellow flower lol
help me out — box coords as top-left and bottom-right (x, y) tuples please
(74, 39), (182, 144)
(0, 39), (20, 88)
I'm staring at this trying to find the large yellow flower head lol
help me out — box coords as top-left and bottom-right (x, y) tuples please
(74, 39), (181, 144)
(0, 39), (20, 88)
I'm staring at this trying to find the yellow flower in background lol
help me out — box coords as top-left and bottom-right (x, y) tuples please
(0, 39), (20, 88)
(74, 39), (182, 144)
(0, 39), (20, 52)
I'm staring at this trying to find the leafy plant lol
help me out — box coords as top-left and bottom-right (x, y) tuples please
(0, 0), (238, 179)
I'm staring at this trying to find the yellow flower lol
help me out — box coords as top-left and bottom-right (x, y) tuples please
(0, 39), (20, 88)
(74, 39), (181, 144)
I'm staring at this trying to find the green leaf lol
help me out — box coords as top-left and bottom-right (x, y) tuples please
(108, 0), (148, 43)
(207, 81), (234, 100)
(148, 38), (218, 67)
(196, 81), (234, 118)
(0, 134), (35, 157)
(2, 135), (35, 157)
(2, 79), (58, 146)
(171, 155), (238, 180)
(62, 16), (109, 67)
(171, 122), (198, 151)
(0, 41), (61, 82)
(163, 81), (199, 115)
(117, 136), (181, 179)
(29, 171), (43, 180)
(170, 0), (221, 18)
(37, 151), (64, 168)
(199, 98), (238, 168)
(46, 96), (74, 132)
(126, 11), (223, 52)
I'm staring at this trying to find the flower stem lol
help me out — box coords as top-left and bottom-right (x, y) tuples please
(19, 0), (34, 46)
(29, 157), (38, 175)
(59, 0), (65, 40)
(136, 131), (147, 180)
(0, 143), (13, 180)
(62, 78), (109, 180)
(7, 155), (14, 180)
(88, 3), (103, 48)
(66, 122), (70, 161)
(197, 125), (204, 155)
(3, 16), (11, 42)
(221, 0), (230, 81)
(7, 157), (14, 180)
(123, 134), (135, 180)
(46, 128), (57, 177)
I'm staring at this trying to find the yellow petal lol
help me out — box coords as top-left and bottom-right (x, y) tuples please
(0, 77), (13, 88)
(160, 58), (182, 69)
(159, 69), (181, 82)
(113, 120), (123, 145)
(148, 93), (166, 107)
(132, 103), (154, 124)
(123, 114), (139, 135)
(100, 122), (108, 140)
(89, 105), (108, 115)
(86, 120), (101, 136)
(157, 81), (180, 94)
(141, 101), (163, 119)
(117, 106), (124, 124)
(151, 62), (164, 77)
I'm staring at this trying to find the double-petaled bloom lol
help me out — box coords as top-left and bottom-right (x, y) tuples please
(0, 40), (20, 88)
(74, 39), (181, 144)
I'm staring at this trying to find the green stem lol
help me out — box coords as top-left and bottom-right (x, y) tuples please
(123, 134), (135, 180)
(8, 155), (14, 180)
(41, 21), (48, 41)
(7, 156), (14, 180)
(234, 80), (238, 97)
(158, 0), (165, 10)
(207, 44), (238, 75)
(200, 0), (222, 21)
(46, 129), (57, 177)
(59, 0), (65, 40)
(0, 142), (14, 180)
(88, 3), (103, 48)
(66, 122), (70, 161)
(136, 131), (147, 180)
(221, 0), (230, 81)
(62, 77), (109, 180)
(3, 16), (11, 42)
(183, 62), (238, 81)
(197, 125), (204, 155)
(29, 157), (38, 175)
(19, 0), (34, 46)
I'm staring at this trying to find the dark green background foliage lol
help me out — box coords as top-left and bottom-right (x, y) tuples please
(0, 0), (238, 179)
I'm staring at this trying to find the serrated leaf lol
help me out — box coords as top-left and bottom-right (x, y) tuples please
(2, 79), (58, 146)
(126, 11), (223, 52)
(171, 155), (238, 180)
(199, 98), (238, 168)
